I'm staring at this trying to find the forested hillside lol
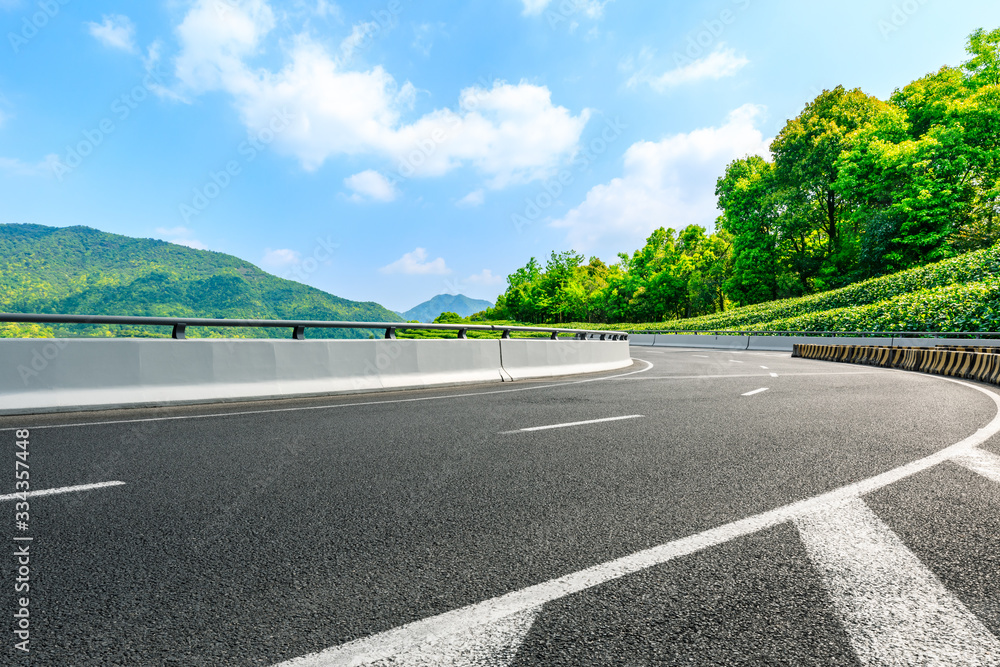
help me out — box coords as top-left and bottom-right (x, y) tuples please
(0, 224), (401, 338)
(480, 28), (1000, 326)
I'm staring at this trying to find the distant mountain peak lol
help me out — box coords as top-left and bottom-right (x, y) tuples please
(401, 293), (493, 323)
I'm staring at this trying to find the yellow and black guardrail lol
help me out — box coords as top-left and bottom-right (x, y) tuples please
(793, 343), (1000, 384)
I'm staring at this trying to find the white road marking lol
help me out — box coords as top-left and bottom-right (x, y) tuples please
(503, 415), (644, 434)
(770, 373), (779, 378)
(760, 366), (768, 369)
(729, 360), (744, 363)
(950, 447), (1000, 484)
(0, 481), (125, 502)
(350, 607), (539, 667)
(795, 498), (1000, 665)
(0, 360), (655, 432)
(742, 388), (769, 396)
(270, 376), (1000, 667)
(692, 355), (709, 358)
(615, 371), (881, 381)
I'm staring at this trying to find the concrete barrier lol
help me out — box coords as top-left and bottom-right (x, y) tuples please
(747, 335), (894, 352)
(499, 339), (632, 380)
(651, 334), (749, 350)
(627, 333), (656, 347)
(0, 337), (632, 415)
(647, 334), (991, 352)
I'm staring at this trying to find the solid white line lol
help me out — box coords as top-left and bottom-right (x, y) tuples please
(770, 373), (779, 378)
(742, 388), (769, 396)
(0, 360), (655, 432)
(268, 376), (1000, 667)
(614, 371), (882, 380)
(504, 415), (644, 433)
(950, 447), (1000, 484)
(0, 481), (125, 502)
(795, 498), (1000, 664)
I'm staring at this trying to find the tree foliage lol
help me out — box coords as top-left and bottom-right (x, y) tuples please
(0, 224), (401, 338)
(486, 28), (1000, 324)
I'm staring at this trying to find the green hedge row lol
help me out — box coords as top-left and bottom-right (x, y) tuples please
(747, 280), (1000, 333)
(661, 245), (1000, 331)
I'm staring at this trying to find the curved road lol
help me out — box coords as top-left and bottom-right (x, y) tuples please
(3, 346), (1000, 665)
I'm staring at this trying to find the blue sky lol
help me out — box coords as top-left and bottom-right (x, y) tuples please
(1, 0), (998, 312)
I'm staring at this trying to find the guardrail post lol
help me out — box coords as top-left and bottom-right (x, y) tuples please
(501, 330), (511, 339)
(457, 329), (467, 339)
(384, 327), (396, 340)
(550, 331), (558, 340)
(172, 324), (186, 340)
(292, 326), (305, 340)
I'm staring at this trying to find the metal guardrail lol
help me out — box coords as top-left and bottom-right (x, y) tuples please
(625, 329), (1000, 339)
(0, 313), (629, 342)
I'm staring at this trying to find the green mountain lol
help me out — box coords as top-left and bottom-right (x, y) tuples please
(402, 293), (494, 323)
(0, 224), (402, 338)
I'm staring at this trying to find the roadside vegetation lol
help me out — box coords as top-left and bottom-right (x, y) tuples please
(477, 29), (1000, 332)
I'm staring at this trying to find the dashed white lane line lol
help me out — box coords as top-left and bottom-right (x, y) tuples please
(795, 498), (1000, 665)
(502, 415), (644, 434)
(742, 388), (769, 396)
(729, 360), (744, 363)
(692, 355), (709, 358)
(760, 366), (768, 369)
(770, 373), (779, 378)
(0, 481), (125, 502)
(271, 375), (1000, 667)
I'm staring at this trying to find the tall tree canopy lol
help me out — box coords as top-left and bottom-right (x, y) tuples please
(483, 28), (1000, 323)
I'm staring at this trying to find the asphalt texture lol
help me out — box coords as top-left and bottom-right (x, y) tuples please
(2, 346), (999, 665)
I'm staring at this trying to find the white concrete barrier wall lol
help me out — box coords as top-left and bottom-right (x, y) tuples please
(642, 334), (995, 351)
(651, 334), (750, 350)
(0, 337), (632, 415)
(747, 336), (895, 351)
(499, 339), (632, 380)
(626, 333), (656, 347)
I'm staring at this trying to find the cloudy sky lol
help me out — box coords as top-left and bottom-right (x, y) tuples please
(1, 1), (998, 311)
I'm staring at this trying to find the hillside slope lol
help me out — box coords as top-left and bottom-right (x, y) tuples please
(0, 224), (401, 338)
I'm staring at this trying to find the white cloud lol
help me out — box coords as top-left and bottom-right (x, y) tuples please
(261, 247), (301, 268)
(154, 226), (208, 250)
(412, 22), (435, 56)
(455, 189), (484, 208)
(313, 0), (340, 18)
(344, 169), (398, 202)
(629, 45), (749, 91)
(87, 14), (136, 52)
(0, 154), (60, 176)
(521, 0), (552, 15)
(169, 0), (589, 187)
(551, 104), (772, 254)
(466, 269), (503, 286)
(379, 248), (450, 275)
(522, 0), (610, 18)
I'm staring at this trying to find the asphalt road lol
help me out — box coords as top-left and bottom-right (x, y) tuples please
(3, 346), (1000, 665)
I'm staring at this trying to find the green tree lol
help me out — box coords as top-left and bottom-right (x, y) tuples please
(716, 155), (781, 305)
